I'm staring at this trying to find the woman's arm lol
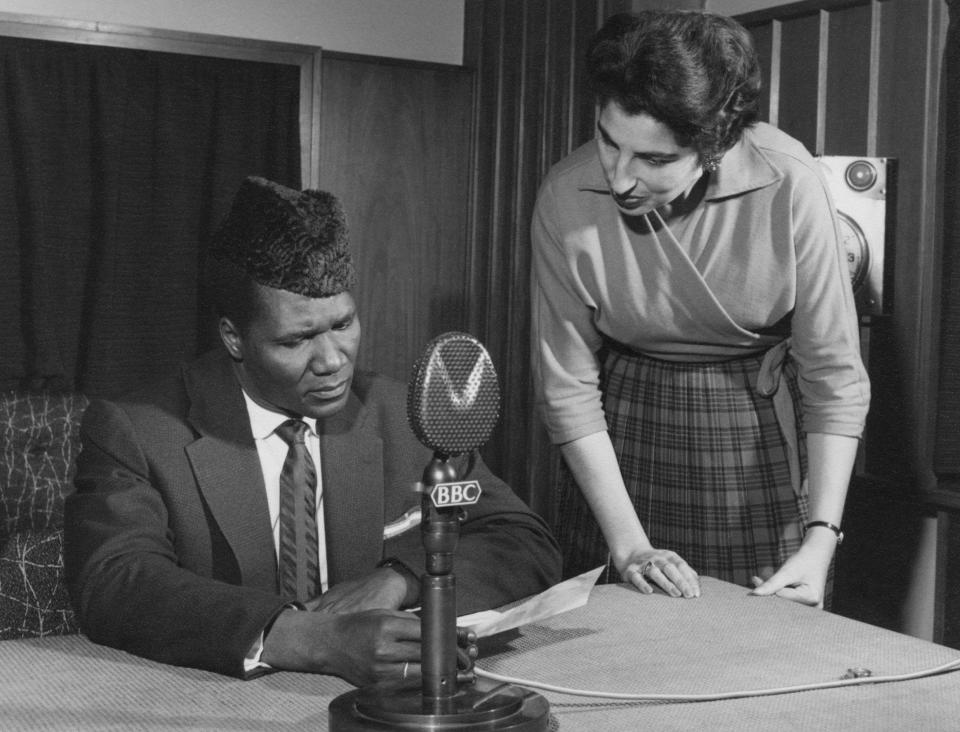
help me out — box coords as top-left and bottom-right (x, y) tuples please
(750, 432), (858, 606)
(561, 431), (701, 598)
(749, 152), (868, 607)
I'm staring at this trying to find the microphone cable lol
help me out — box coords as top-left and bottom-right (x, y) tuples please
(472, 656), (960, 702)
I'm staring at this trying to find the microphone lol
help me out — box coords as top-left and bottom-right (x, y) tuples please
(329, 332), (550, 731)
(407, 333), (501, 704)
(407, 331), (501, 458)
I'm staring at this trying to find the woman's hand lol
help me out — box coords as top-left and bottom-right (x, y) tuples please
(559, 434), (701, 599)
(749, 529), (837, 607)
(619, 548), (701, 598)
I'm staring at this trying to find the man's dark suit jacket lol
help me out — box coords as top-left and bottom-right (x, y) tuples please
(64, 349), (561, 678)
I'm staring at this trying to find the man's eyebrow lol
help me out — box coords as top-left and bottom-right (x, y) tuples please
(273, 330), (308, 342)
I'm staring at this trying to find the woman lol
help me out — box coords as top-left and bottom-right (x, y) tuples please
(531, 10), (869, 607)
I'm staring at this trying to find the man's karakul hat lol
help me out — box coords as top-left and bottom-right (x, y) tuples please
(207, 176), (356, 297)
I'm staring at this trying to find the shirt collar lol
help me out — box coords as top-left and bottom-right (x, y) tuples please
(240, 389), (318, 440)
(576, 125), (783, 201)
(702, 127), (782, 200)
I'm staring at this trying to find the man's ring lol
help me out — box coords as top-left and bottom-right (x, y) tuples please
(402, 662), (410, 680)
(641, 560), (654, 577)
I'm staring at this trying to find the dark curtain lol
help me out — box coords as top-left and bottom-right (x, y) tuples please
(463, 0), (599, 514)
(0, 36), (301, 397)
(935, 1), (960, 477)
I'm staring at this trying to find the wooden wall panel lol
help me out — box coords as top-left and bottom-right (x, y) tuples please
(317, 54), (474, 382)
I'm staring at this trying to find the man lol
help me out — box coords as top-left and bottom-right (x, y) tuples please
(64, 177), (561, 686)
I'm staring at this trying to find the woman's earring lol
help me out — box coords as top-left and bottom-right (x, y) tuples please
(702, 154), (721, 173)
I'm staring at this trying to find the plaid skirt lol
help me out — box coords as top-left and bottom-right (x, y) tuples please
(554, 340), (811, 591)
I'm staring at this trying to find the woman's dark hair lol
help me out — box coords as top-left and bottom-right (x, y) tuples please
(586, 10), (761, 160)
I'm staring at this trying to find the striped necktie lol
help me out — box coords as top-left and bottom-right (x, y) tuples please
(275, 419), (320, 601)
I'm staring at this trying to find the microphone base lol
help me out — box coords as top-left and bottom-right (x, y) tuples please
(329, 678), (550, 731)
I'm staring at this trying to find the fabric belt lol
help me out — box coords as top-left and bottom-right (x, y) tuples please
(756, 338), (804, 497)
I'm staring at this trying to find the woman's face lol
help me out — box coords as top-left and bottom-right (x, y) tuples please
(596, 101), (703, 216)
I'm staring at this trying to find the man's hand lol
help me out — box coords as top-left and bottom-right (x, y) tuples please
(262, 607), (421, 686)
(306, 567), (416, 613)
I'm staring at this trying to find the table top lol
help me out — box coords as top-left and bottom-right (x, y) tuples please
(2, 577), (959, 731)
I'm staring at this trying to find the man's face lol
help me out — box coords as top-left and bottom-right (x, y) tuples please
(221, 285), (361, 420)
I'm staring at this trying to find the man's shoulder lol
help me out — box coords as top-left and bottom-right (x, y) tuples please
(81, 350), (225, 433)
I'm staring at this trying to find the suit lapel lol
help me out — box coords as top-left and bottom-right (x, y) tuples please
(183, 352), (278, 593)
(318, 392), (385, 584)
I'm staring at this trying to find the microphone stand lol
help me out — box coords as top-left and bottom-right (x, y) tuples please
(420, 454), (465, 713)
(329, 453), (550, 730)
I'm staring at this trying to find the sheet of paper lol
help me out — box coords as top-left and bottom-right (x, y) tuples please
(457, 565), (604, 638)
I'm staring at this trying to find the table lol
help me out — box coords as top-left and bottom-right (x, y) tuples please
(2, 577), (959, 730)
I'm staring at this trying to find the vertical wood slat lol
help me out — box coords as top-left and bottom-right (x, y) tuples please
(769, 21), (782, 127)
(866, 0), (881, 155)
(301, 49), (323, 189)
(816, 10), (828, 154)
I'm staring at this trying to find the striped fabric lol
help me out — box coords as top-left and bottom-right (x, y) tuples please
(555, 341), (812, 592)
(275, 420), (320, 602)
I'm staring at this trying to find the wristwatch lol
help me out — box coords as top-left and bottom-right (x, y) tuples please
(803, 521), (844, 545)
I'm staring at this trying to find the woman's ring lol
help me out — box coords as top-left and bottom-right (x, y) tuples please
(641, 560), (654, 577)
(402, 661), (410, 680)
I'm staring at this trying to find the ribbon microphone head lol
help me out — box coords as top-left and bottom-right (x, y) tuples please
(407, 332), (501, 457)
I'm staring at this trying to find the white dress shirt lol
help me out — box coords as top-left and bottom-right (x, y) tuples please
(240, 390), (329, 670)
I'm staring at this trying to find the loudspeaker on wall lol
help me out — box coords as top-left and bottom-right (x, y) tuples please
(817, 156), (896, 317)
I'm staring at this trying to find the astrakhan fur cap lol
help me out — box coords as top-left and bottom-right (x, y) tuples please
(208, 176), (357, 298)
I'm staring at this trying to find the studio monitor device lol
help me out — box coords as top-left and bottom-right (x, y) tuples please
(817, 155), (897, 317)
